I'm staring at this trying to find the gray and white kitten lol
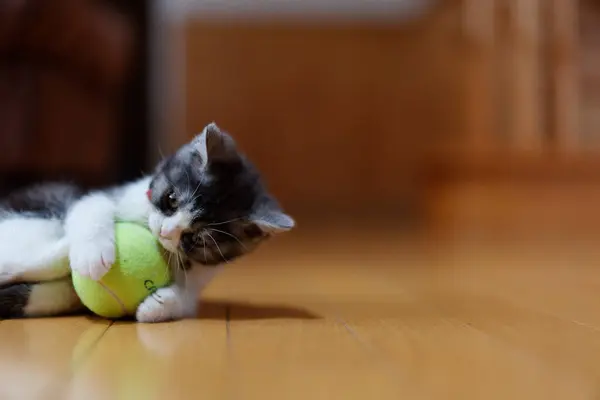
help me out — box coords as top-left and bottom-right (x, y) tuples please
(0, 123), (294, 322)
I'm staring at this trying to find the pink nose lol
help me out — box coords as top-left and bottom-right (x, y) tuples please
(160, 227), (181, 239)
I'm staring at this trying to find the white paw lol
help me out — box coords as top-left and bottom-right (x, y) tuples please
(136, 287), (184, 323)
(69, 237), (115, 281)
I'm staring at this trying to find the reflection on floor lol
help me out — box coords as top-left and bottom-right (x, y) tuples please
(0, 225), (599, 399)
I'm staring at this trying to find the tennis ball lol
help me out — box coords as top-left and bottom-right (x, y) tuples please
(72, 222), (171, 319)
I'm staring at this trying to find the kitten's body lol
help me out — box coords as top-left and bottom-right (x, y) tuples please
(0, 123), (294, 322)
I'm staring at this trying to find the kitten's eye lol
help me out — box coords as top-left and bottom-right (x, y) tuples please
(161, 190), (179, 211)
(168, 192), (178, 208)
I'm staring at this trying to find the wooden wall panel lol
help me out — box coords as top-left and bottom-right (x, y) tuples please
(179, 5), (462, 216)
(580, 0), (600, 149)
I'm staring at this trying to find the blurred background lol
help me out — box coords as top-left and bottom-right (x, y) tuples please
(0, 0), (596, 239)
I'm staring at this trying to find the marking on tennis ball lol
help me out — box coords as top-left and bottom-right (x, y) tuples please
(144, 279), (157, 293)
(96, 279), (162, 316)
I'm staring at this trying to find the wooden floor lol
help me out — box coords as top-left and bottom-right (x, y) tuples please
(2, 224), (600, 399)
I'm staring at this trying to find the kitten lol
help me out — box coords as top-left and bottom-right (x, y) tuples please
(0, 123), (294, 322)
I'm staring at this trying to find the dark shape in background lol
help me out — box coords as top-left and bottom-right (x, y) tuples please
(0, 0), (149, 195)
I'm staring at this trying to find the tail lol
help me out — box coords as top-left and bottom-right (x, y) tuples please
(0, 278), (84, 318)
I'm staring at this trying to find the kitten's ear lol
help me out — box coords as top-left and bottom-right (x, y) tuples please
(192, 122), (237, 165)
(250, 207), (295, 235)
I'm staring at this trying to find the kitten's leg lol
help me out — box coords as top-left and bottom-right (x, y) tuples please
(136, 266), (222, 323)
(0, 239), (70, 284)
(65, 193), (116, 280)
(0, 217), (71, 285)
(135, 285), (190, 323)
(0, 279), (84, 318)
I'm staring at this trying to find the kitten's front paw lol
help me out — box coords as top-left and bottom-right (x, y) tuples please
(136, 287), (184, 323)
(69, 237), (115, 281)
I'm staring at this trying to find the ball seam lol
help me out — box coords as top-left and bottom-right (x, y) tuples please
(98, 280), (128, 316)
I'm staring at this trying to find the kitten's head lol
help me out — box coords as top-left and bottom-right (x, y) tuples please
(147, 123), (294, 266)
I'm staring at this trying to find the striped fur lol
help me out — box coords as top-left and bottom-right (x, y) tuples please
(0, 280), (83, 318)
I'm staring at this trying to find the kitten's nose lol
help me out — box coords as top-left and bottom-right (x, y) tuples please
(160, 226), (182, 239)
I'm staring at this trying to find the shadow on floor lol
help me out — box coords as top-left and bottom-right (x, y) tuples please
(198, 299), (321, 321)
(81, 300), (321, 323)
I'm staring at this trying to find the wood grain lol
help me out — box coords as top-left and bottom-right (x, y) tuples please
(462, 0), (497, 151)
(4, 227), (600, 398)
(548, 0), (580, 152)
(507, 0), (544, 152)
(0, 317), (111, 400)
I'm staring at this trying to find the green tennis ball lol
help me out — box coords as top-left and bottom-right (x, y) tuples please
(72, 222), (171, 319)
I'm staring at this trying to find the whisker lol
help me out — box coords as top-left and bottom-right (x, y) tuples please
(206, 217), (245, 227)
(176, 251), (188, 287)
(205, 231), (228, 263)
(189, 181), (202, 202)
(157, 145), (166, 161)
(165, 249), (173, 269)
(162, 250), (172, 283)
(207, 228), (247, 250)
(175, 251), (182, 271)
(189, 193), (203, 209)
(202, 235), (208, 263)
(183, 168), (192, 197)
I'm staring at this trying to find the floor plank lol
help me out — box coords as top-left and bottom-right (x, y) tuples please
(227, 318), (405, 400)
(67, 314), (228, 400)
(0, 317), (111, 400)
(4, 228), (600, 399)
